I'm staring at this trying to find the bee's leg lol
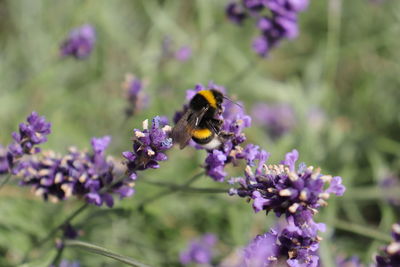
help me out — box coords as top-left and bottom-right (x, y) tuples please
(207, 119), (223, 134)
(219, 131), (234, 139)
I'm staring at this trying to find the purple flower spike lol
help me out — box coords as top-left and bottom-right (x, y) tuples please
(58, 260), (80, 267)
(123, 116), (172, 176)
(252, 103), (296, 138)
(180, 234), (217, 265)
(16, 137), (135, 207)
(226, 0), (309, 57)
(9, 111), (51, 157)
(174, 46), (192, 61)
(376, 222), (400, 266)
(232, 149), (346, 217)
(122, 74), (150, 117)
(60, 24), (96, 59)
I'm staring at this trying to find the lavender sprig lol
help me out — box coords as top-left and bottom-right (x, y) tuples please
(16, 136), (134, 207)
(123, 116), (173, 178)
(9, 111), (51, 158)
(1, 112), (52, 177)
(230, 149), (345, 266)
(226, 0), (310, 57)
(60, 24), (96, 59)
(122, 74), (150, 117)
(180, 234), (217, 265)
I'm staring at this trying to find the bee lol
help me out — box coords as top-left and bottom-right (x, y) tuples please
(172, 89), (232, 150)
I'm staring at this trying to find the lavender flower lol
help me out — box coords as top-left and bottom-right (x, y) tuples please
(230, 150), (345, 266)
(9, 111), (51, 157)
(180, 234), (217, 265)
(175, 46), (192, 61)
(123, 116), (172, 177)
(376, 222), (400, 267)
(0, 145), (10, 174)
(122, 74), (149, 117)
(60, 24), (96, 59)
(239, 218), (322, 267)
(226, 3), (247, 24)
(226, 0), (310, 57)
(232, 149), (345, 217)
(17, 136), (135, 207)
(174, 82), (255, 182)
(379, 174), (400, 206)
(241, 229), (279, 267)
(252, 103), (296, 138)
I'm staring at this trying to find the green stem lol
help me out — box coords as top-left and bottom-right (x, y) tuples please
(50, 239), (65, 266)
(140, 180), (227, 194)
(0, 174), (12, 191)
(341, 186), (400, 200)
(65, 240), (153, 267)
(36, 203), (89, 247)
(330, 219), (392, 243)
(137, 172), (204, 210)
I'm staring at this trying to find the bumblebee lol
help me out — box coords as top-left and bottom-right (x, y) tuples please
(172, 89), (231, 150)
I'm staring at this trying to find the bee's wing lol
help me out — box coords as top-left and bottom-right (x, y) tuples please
(172, 107), (208, 149)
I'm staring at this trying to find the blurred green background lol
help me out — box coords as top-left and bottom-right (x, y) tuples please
(0, 0), (400, 266)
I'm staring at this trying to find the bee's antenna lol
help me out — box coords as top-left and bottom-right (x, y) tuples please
(223, 95), (243, 108)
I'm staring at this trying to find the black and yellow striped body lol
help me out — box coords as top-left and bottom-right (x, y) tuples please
(189, 89), (223, 121)
(172, 89), (225, 149)
(189, 89), (224, 149)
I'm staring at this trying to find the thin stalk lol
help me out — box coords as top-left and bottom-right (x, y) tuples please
(341, 186), (400, 201)
(65, 240), (153, 267)
(49, 239), (65, 266)
(137, 172), (204, 210)
(36, 203), (89, 247)
(330, 219), (392, 243)
(141, 180), (227, 194)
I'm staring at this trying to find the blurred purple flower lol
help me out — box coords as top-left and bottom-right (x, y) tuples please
(175, 46), (192, 61)
(63, 223), (79, 239)
(0, 145), (10, 174)
(16, 136), (135, 207)
(241, 229), (279, 267)
(60, 24), (96, 59)
(252, 103), (296, 138)
(379, 174), (400, 206)
(9, 111), (51, 157)
(123, 116), (172, 177)
(307, 107), (326, 131)
(180, 233), (217, 265)
(226, 0), (309, 57)
(376, 222), (400, 266)
(226, 3), (247, 24)
(122, 74), (150, 117)
(336, 256), (363, 267)
(49, 260), (80, 267)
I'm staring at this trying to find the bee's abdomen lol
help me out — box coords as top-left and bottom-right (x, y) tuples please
(192, 128), (214, 144)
